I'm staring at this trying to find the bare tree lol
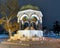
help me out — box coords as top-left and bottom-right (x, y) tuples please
(0, 0), (20, 38)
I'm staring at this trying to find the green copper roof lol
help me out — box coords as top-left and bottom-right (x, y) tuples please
(20, 5), (39, 11)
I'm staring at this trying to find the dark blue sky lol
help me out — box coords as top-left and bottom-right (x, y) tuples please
(0, 0), (60, 29)
(18, 0), (60, 29)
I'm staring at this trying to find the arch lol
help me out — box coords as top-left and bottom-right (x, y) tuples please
(20, 14), (29, 20)
(31, 14), (39, 20)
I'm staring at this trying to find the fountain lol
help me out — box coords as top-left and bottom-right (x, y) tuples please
(9, 9), (43, 41)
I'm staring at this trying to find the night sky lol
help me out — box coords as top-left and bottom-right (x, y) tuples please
(0, 0), (60, 29)
(18, 0), (60, 29)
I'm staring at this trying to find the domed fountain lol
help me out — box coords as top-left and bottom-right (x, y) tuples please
(9, 9), (43, 41)
(17, 9), (43, 38)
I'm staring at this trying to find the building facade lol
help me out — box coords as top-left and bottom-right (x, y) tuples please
(17, 9), (43, 38)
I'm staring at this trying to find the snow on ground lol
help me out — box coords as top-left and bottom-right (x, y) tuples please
(0, 34), (9, 38)
(44, 31), (60, 39)
(0, 34), (9, 42)
(0, 31), (60, 42)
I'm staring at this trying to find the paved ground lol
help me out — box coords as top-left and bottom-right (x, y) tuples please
(0, 37), (60, 48)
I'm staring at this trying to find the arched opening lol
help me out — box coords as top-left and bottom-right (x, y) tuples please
(19, 14), (41, 30)
(20, 14), (29, 30)
(31, 14), (39, 30)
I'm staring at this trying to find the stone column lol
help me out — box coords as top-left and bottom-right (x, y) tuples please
(38, 20), (42, 30)
(28, 19), (31, 30)
(19, 20), (22, 30)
